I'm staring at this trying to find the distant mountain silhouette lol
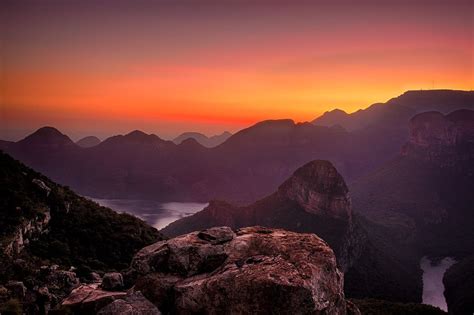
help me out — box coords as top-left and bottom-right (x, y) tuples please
(313, 90), (473, 131)
(76, 136), (101, 148)
(17, 126), (76, 148)
(173, 131), (231, 147)
(2, 90), (473, 203)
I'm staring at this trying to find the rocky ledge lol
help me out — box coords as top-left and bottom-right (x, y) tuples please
(62, 226), (360, 314)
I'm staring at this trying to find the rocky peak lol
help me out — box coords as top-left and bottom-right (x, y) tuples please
(278, 160), (352, 221)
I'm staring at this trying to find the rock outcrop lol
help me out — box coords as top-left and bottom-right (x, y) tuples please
(278, 160), (352, 220)
(130, 226), (356, 314)
(101, 273), (124, 291)
(57, 226), (359, 314)
(3, 208), (50, 257)
(402, 109), (474, 164)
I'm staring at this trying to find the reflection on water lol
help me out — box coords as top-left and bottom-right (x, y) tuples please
(90, 198), (208, 230)
(420, 256), (456, 311)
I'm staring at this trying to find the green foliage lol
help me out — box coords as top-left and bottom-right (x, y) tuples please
(352, 299), (447, 315)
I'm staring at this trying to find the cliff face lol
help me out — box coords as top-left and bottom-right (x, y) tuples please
(4, 205), (50, 257)
(350, 109), (474, 303)
(402, 109), (474, 164)
(278, 160), (352, 221)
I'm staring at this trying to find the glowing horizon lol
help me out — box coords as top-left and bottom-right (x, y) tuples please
(1, 0), (473, 141)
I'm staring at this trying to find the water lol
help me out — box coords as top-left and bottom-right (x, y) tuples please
(90, 198), (208, 230)
(420, 256), (456, 311)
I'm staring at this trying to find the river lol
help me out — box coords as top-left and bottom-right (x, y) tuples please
(90, 198), (208, 230)
(420, 256), (456, 311)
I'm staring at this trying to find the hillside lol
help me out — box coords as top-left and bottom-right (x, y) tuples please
(0, 150), (163, 272)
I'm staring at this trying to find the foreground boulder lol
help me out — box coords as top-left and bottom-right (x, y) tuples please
(131, 226), (357, 314)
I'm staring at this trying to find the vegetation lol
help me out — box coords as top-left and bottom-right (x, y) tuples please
(0, 150), (163, 274)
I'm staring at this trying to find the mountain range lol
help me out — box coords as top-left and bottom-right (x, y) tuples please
(2, 90), (472, 204)
(162, 108), (474, 306)
(172, 131), (232, 148)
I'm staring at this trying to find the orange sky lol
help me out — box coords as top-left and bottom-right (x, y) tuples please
(1, 0), (473, 140)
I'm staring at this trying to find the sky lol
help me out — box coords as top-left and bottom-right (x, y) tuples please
(1, 0), (473, 141)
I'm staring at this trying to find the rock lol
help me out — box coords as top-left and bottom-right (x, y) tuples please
(46, 270), (80, 290)
(346, 300), (362, 315)
(5, 281), (27, 299)
(101, 273), (124, 291)
(197, 226), (235, 244)
(32, 178), (51, 196)
(4, 210), (51, 257)
(61, 284), (127, 314)
(278, 160), (352, 220)
(132, 226), (358, 314)
(97, 292), (161, 315)
(133, 273), (182, 312)
(132, 231), (230, 277)
(90, 272), (102, 283)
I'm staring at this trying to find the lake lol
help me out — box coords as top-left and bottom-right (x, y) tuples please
(420, 256), (456, 311)
(90, 198), (208, 230)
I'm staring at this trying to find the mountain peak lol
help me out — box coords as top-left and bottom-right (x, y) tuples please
(278, 160), (351, 220)
(19, 127), (75, 147)
(253, 119), (295, 128)
(100, 130), (163, 147)
(125, 130), (150, 138)
(76, 136), (101, 148)
(173, 131), (232, 147)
